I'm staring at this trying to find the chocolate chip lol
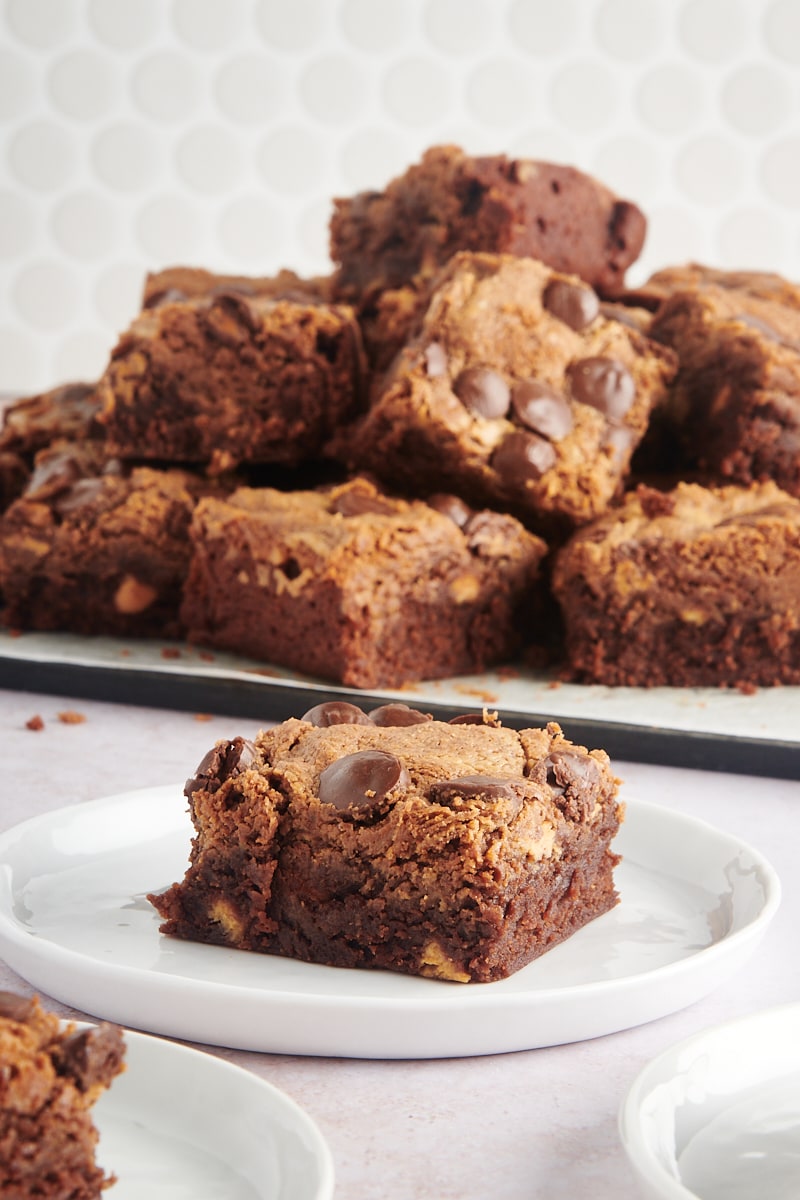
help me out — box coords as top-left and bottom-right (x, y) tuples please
(26, 449), (85, 500)
(491, 429), (557, 485)
(453, 366), (511, 419)
(144, 287), (188, 309)
(603, 424), (637, 467)
(544, 750), (601, 821)
(330, 490), (396, 517)
(0, 992), (35, 1022)
(430, 775), (524, 817)
(51, 1025), (124, 1093)
(302, 701), (373, 727)
(511, 380), (574, 441)
(542, 279), (599, 331)
(567, 357), (635, 421)
(424, 342), (448, 377)
(427, 493), (474, 527)
(205, 292), (261, 345)
(318, 750), (409, 812)
(369, 703), (432, 726)
(184, 736), (257, 797)
(54, 477), (106, 516)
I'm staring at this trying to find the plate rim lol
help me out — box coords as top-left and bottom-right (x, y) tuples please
(0, 787), (782, 1054)
(617, 1001), (800, 1200)
(79, 1021), (336, 1200)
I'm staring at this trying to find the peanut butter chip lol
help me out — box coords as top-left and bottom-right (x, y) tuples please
(113, 575), (158, 614)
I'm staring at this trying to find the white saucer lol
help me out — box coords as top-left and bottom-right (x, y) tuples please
(619, 1003), (800, 1200)
(92, 1025), (334, 1199)
(0, 786), (780, 1059)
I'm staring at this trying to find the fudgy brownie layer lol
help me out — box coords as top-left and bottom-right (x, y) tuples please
(553, 480), (800, 687)
(150, 710), (622, 983)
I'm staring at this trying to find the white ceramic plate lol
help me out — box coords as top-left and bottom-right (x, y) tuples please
(90, 1024), (334, 1199)
(619, 1003), (800, 1200)
(0, 787), (780, 1059)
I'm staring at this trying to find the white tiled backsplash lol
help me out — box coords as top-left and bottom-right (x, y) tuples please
(1, 0), (799, 391)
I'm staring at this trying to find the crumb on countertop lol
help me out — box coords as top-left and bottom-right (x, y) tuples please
(25, 714), (44, 731)
(57, 710), (86, 724)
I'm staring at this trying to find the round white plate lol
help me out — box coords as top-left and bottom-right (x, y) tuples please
(91, 1024), (334, 1199)
(619, 1003), (800, 1200)
(0, 787), (780, 1059)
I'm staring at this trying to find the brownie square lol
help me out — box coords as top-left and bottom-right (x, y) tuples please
(0, 458), (216, 638)
(180, 475), (547, 688)
(330, 143), (646, 304)
(97, 290), (367, 474)
(150, 708), (622, 983)
(552, 480), (800, 687)
(342, 252), (677, 533)
(650, 284), (800, 495)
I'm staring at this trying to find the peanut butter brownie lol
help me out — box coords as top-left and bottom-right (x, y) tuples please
(0, 458), (217, 638)
(342, 253), (677, 532)
(552, 480), (800, 687)
(180, 475), (547, 688)
(0, 991), (124, 1198)
(150, 708), (622, 983)
(97, 290), (366, 474)
(330, 144), (646, 304)
(650, 283), (800, 495)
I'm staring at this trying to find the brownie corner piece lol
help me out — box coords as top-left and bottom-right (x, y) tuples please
(150, 708), (623, 983)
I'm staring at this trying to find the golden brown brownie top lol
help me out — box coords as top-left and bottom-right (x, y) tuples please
(187, 709), (617, 839)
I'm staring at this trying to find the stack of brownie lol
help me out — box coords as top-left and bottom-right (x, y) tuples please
(2, 142), (800, 690)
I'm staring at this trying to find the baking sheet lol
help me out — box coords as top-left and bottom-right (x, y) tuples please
(1, 628), (798, 778)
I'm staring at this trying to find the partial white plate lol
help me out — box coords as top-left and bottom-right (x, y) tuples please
(0, 787), (780, 1059)
(619, 1003), (800, 1200)
(91, 1024), (334, 1199)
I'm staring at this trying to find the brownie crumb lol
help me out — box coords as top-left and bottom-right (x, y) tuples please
(194, 713), (213, 722)
(161, 647), (181, 659)
(25, 714), (44, 731)
(57, 710), (86, 725)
